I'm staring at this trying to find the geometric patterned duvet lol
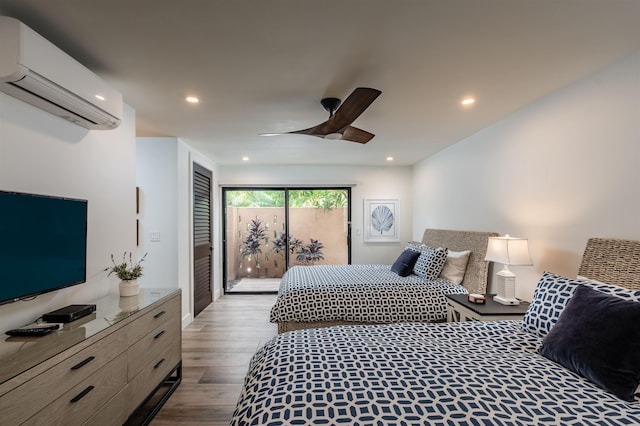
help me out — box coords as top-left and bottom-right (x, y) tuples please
(232, 321), (640, 425)
(270, 265), (467, 324)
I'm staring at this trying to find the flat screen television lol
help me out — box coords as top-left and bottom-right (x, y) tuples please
(0, 190), (88, 305)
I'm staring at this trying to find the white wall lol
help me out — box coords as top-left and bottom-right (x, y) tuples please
(219, 165), (413, 265)
(136, 137), (219, 327)
(0, 93), (137, 331)
(412, 51), (640, 300)
(136, 138), (179, 289)
(180, 143), (219, 325)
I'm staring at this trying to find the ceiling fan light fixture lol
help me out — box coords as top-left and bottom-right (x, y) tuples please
(324, 132), (343, 140)
(261, 88), (381, 144)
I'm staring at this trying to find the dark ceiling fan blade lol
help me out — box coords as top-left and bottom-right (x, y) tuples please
(330, 87), (381, 130)
(282, 124), (374, 144)
(341, 126), (375, 144)
(260, 87), (381, 142)
(286, 119), (335, 138)
(289, 88), (382, 136)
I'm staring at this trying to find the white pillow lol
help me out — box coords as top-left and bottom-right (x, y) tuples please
(439, 250), (471, 285)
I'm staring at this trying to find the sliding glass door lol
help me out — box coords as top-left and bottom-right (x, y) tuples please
(223, 187), (351, 293)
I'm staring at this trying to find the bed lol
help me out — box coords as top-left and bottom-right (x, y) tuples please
(271, 229), (499, 333)
(232, 237), (640, 425)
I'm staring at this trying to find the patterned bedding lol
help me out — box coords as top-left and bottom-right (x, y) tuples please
(232, 321), (640, 425)
(270, 264), (467, 324)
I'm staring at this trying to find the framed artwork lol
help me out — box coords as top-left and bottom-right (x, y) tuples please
(364, 199), (399, 242)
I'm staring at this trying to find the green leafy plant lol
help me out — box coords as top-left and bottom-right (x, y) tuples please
(288, 236), (303, 255)
(241, 218), (267, 259)
(271, 233), (324, 264)
(105, 251), (147, 280)
(241, 217), (267, 276)
(271, 232), (288, 254)
(295, 239), (325, 264)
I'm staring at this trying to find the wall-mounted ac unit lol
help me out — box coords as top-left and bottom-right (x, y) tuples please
(0, 16), (122, 130)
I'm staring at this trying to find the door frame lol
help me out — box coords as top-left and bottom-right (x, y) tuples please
(192, 161), (214, 317)
(221, 186), (352, 294)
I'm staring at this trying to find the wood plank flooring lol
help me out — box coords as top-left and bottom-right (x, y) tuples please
(150, 294), (278, 426)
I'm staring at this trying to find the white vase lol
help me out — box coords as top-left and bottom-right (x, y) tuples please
(119, 279), (140, 297)
(118, 295), (139, 312)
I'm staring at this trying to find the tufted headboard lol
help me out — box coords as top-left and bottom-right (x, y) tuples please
(578, 237), (640, 290)
(421, 229), (499, 294)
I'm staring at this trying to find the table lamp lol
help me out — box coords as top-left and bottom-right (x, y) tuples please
(484, 235), (532, 305)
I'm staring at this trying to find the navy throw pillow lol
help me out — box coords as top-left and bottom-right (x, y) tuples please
(539, 284), (640, 401)
(391, 249), (421, 277)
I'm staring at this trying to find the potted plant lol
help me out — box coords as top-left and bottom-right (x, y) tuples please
(106, 251), (147, 296)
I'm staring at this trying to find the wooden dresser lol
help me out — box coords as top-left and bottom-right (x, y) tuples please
(0, 288), (182, 426)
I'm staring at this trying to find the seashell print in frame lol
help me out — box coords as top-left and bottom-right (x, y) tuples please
(364, 199), (399, 242)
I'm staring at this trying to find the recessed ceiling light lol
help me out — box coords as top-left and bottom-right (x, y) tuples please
(461, 98), (475, 105)
(242, 156), (249, 161)
(386, 156), (394, 161)
(185, 96), (200, 104)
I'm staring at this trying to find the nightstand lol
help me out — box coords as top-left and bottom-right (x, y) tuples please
(446, 293), (530, 322)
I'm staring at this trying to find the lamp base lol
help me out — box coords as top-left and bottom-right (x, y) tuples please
(493, 294), (520, 305)
(495, 267), (519, 305)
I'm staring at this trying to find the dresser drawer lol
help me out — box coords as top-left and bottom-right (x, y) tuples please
(0, 328), (127, 425)
(22, 353), (127, 426)
(126, 342), (181, 414)
(81, 385), (130, 426)
(128, 311), (180, 380)
(126, 294), (180, 345)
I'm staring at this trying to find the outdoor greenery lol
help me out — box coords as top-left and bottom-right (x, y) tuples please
(295, 239), (325, 264)
(227, 189), (347, 209)
(232, 190), (342, 277)
(271, 232), (324, 264)
(240, 218), (267, 259)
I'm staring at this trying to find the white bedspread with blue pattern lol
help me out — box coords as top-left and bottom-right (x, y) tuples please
(270, 264), (466, 324)
(232, 321), (640, 425)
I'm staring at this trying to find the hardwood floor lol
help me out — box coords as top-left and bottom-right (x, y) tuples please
(150, 293), (278, 426)
(228, 278), (281, 293)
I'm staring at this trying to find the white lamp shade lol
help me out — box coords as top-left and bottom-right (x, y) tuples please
(484, 236), (532, 266)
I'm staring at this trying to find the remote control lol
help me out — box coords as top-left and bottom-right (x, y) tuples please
(5, 324), (60, 337)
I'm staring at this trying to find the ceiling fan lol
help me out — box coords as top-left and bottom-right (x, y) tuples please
(261, 87), (381, 144)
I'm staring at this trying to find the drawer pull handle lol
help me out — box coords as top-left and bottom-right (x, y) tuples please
(154, 330), (166, 339)
(71, 356), (95, 370)
(70, 385), (94, 403)
(154, 358), (166, 369)
(154, 310), (166, 319)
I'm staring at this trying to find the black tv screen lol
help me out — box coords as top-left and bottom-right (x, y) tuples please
(0, 191), (88, 305)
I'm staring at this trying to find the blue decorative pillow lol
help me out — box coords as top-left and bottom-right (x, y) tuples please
(522, 271), (640, 337)
(390, 249), (421, 277)
(539, 284), (640, 401)
(406, 243), (448, 280)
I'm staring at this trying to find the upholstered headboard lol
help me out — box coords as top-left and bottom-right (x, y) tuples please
(421, 229), (499, 294)
(578, 237), (640, 290)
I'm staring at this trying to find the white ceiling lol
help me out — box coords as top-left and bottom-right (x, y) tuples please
(1, 0), (639, 166)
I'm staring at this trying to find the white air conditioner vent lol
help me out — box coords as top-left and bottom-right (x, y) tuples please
(0, 16), (122, 130)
